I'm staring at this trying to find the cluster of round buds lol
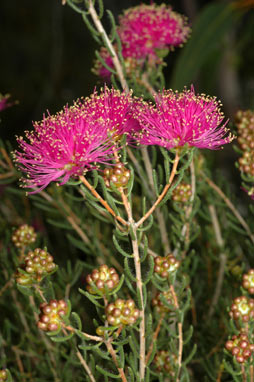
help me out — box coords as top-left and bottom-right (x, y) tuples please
(0, 370), (7, 382)
(172, 183), (192, 203)
(152, 290), (175, 314)
(37, 299), (68, 332)
(235, 110), (254, 151)
(103, 163), (131, 189)
(154, 254), (180, 278)
(238, 151), (254, 177)
(225, 332), (254, 363)
(229, 296), (254, 323)
(86, 265), (119, 295)
(106, 299), (139, 327)
(15, 248), (56, 286)
(12, 224), (36, 248)
(242, 269), (254, 294)
(153, 350), (177, 375)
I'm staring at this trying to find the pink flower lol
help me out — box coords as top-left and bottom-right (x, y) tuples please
(14, 87), (138, 193)
(93, 4), (190, 80)
(81, 87), (141, 140)
(136, 87), (234, 150)
(0, 93), (16, 111)
(118, 4), (190, 60)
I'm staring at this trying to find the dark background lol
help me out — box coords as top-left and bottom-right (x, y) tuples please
(0, 0), (254, 144)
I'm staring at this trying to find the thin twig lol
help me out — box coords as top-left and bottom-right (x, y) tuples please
(87, 0), (129, 91)
(115, 162), (146, 380)
(250, 365), (254, 382)
(137, 73), (158, 96)
(241, 364), (247, 382)
(76, 350), (96, 382)
(137, 151), (180, 228)
(141, 147), (171, 253)
(64, 324), (103, 342)
(202, 173), (254, 244)
(170, 285), (183, 382)
(145, 314), (164, 364)
(207, 205), (227, 320)
(174, 159), (196, 258)
(0, 278), (13, 297)
(105, 340), (128, 382)
(79, 175), (128, 226)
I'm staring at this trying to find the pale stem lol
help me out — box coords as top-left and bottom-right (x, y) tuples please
(127, 147), (151, 194)
(207, 205), (227, 320)
(137, 73), (158, 96)
(115, 158), (146, 380)
(34, 284), (47, 303)
(64, 324), (103, 342)
(87, 0), (129, 91)
(141, 147), (171, 253)
(251, 365), (254, 382)
(202, 172), (254, 244)
(145, 314), (164, 364)
(137, 151), (180, 228)
(241, 364), (247, 382)
(79, 175), (128, 226)
(76, 350), (96, 382)
(170, 284), (183, 382)
(174, 159), (196, 258)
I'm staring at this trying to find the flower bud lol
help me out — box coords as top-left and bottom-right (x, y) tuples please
(12, 224), (36, 248)
(86, 265), (119, 295)
(37, 299), (68, 332)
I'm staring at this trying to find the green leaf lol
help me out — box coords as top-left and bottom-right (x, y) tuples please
(50, 332), (74, 342)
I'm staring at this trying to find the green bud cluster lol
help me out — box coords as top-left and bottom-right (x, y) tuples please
(12, 224), (36, 248)
(229, 296), (254, 322)
(106, 299), (139, 326)
(225, 332), (254, 363)
(16, 248), (56, 286)
(152, 290), (174, 314)
(86, 264), (119, 295)
(154, 254), (180, 278)
(172, 183), (192, 203)
(103, 163), (130, 188)
(37, 299), (68, 332)
(0, 370), (7, 382)
(153, 350), (177, 375)
(242, 269), (254, 294)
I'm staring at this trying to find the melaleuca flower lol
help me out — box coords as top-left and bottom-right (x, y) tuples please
(81, 87), (140, 142)
(136, 87), (234, 150)
(93, 4), (190, 80)
(14, 87), (138, 193)
(118, 4), (190, 60)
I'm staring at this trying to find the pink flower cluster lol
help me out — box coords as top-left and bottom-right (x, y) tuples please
(94, 3), (190, 80)
(136, 87), (234, 150)
(15, 86), (233, 194)
(14, 87), (138, 193)
(0, 93), (16, 112)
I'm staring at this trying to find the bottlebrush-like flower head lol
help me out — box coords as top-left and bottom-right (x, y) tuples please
(118, 4), (190, 60)
(93, 4), (190, 80)
(81, 87), (140, 140)
(136, 87), (234, 150)
(14, 87), (138, 193)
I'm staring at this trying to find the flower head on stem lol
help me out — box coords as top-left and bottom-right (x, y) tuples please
(136, 87), (234, 150)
